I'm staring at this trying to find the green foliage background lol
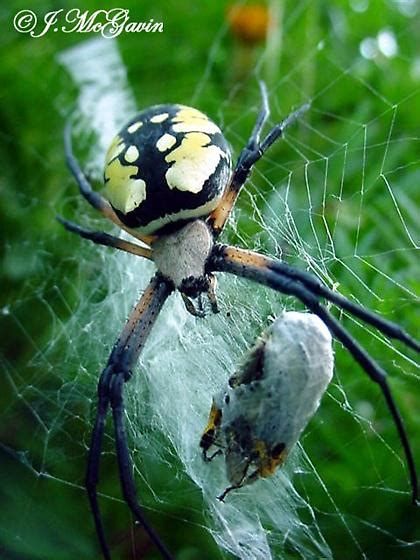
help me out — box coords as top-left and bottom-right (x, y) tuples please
(0, 1), (419, 559)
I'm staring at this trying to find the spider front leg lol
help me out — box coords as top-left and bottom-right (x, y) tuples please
(208, 82), (310, 237)
(57, 216), (153, 260)
(86, 274), (174, 560)
(64, 122), (155, 246)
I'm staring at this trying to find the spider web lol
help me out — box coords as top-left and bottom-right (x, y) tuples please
(1, 4), (419, 559)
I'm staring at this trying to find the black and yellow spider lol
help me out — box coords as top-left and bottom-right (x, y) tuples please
(58, 83), (419, 560)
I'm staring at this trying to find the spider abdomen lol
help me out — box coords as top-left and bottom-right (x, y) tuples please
(104, 104), (232, 235)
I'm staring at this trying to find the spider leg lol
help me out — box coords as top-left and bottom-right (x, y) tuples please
(86, 364), (114, 560)
(212, 246), (420, 352)
(207, 273), (219, 314)
(85, 274), (174, 559)
(270, 259), (420, 352)
(208, 83), (310, 237)
(110, 374), (174, 559)
(64, 123), (122, 222)
(64, 122), (155, 246)
(209, 244), (419, 504)
(57, 216), (153, 260)
(248, 81), (270, 147)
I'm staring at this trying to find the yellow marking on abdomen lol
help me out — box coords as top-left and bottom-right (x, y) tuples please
(124, 145), (139, 163)
(156, 133), (176, 152)
(165, 132), (224, 193)
(172, 106), (221, 134)
(151, 113), (169, 123)
(127, 121), (143, 134)
(105, 159), (146, 214)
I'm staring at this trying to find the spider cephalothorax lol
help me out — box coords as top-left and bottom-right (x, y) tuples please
(152, 220), (214, 298)
(59, 83), (419, 560)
